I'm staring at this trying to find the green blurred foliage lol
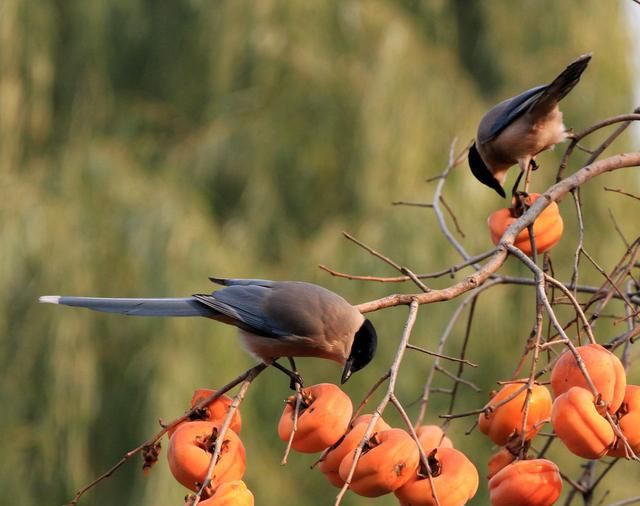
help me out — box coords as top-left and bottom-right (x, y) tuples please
(1, 0), (639, 504)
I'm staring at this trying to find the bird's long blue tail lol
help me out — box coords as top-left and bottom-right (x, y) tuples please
(38, 295), (214, 317)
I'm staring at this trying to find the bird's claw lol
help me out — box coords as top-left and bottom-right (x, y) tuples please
(271, 359), (305, 390)
(512, 191), (529, 217)
(289, 372), (304, 391)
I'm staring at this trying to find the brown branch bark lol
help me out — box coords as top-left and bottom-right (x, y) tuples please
(355, 152), (640, 314)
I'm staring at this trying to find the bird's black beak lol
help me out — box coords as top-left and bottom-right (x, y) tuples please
(341, 358), (354, 384)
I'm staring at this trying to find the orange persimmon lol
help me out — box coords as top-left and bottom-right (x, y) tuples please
(551, 386), (615, 459)
(278, 383), (353, 453)
(608, 385), (640, 457)
(489, 459), (562, 506)
(167, 421), (246, 492)
(339, 428), (419, 497)
(487, 448), (517, 480)
(550, 344), (626, 414)
(488, 193), (563, 256)
(319, 414), (391, 488)
(478, 383), (552, 446)
(168, 389), (242, 438)
(199, 480), (254, 506)
(395, 447), (479, 506)
(416, 425), (454, 452)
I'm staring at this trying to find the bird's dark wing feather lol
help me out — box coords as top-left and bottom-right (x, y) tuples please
(193, 285), (288, 338)
(527, 53), (592, 118)
(481, 85), (547, 143)
(208, 277), (275, 288)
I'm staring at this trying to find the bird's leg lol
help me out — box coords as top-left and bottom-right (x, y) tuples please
(287, 357), (304, 389)
(271, 359), (304, 390)
(510, 170), (525, 198)
(511, 157), (536, 198)
(522, 158), (536, 193)
(513, 191), (528, 217)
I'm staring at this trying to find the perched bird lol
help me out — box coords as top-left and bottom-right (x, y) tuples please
(468, 53), (592, 197)
(39, 277), (377, 384)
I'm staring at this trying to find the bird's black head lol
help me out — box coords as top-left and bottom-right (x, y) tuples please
(468, 143), (506, 198)
(341, 319), (378, 384)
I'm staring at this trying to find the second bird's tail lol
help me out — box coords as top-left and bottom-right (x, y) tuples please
(38, 295), (215, 317)
(533, 53), (592, 114)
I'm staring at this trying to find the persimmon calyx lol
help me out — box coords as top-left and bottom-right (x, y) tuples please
(504, 433), (530, 456)
(194, 427), (230, 457)
(417, 448), (442, 479)
(361, 433), (382, 455)
(284, 390), (314, 412)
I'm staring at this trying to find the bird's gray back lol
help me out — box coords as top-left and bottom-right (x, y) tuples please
(264, 282), (363, 343)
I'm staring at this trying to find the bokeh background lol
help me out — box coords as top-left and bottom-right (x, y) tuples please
(2, 1), (640, 504)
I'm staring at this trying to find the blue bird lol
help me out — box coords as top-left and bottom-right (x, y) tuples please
(469, 53), (592, 197)
(40, 278), (377, 384)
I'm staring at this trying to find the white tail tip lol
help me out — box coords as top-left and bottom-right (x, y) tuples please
(39, 296), (61, 304)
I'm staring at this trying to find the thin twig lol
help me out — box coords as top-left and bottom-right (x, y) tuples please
(392, 201), (434, 208)
(431, 139), (474, 263)
(335, 301), (420, 506)
(570, 188), (584, 291)
(406, 343), (478, 367)
(544, 273), (597, 344)
(557, 112), (640, 181)
(415, 280), (500, 427)
(603, 187), (640, 201)
(319, 249), (497, 283)
(341, 233), (430, 292)
(280, 382), (304, 465)
(607, 497), (640, 506)
(350, 371), (391, 422)
(434, 364), (480, 391)
(608, 209), (630, 249)
(445, 292), (479, 421)
(439, 195), (465, 238)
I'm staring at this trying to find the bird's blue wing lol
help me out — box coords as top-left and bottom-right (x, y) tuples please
(480, 85), (547, 143)
(194, 284), (288, 338)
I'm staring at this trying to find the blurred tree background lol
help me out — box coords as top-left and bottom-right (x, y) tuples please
(2, 0), (639, 504)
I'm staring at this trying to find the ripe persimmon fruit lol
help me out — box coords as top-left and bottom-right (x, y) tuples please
(488, 193), (563, 256)
(395, 447), (479, 506)
(551, 386), (615, 459)
(478, 382), (552, 446)
(550, 344), (626, 414)
(339, 428), (419, 497)
(489, 459), (562, 506)
(278, 383), (353, 454)
(319, 414), (391, 488)
(167, 421), (246, 492)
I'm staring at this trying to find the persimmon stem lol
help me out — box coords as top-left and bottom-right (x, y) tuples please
(281, 382), (304, 465)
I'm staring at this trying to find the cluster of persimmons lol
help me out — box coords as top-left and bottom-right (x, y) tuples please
(166, 383), (479, 505)
(278, 383), (478, 505)
(478, 343), (638, 506)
